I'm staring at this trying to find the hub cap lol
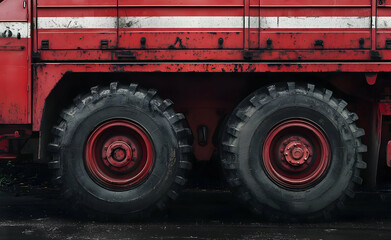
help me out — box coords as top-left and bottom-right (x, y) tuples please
(262, 120), (330, 189)
(85, 120), (154, 189)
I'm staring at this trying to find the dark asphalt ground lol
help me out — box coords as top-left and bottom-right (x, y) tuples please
(1, 189), (391, 240)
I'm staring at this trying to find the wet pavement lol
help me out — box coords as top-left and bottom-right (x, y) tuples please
(1, 189), (391, 240)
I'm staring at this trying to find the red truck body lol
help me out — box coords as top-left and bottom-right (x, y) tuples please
(1, 0), (391, 219)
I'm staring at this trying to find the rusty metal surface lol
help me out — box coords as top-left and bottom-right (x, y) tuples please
(36, 49), (391, 61)
(30, 62), (391, 131)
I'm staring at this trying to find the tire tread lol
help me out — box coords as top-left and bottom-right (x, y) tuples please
(48, 82), (193, 219)
(220, 82), (367, 221)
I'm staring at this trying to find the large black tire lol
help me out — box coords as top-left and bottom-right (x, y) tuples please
(220, 82), (367, 221)
(48, 82), (192, 218)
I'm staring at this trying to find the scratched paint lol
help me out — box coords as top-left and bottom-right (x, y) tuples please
(0, 0), (30, 124)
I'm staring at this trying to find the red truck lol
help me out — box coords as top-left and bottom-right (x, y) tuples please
(1, 0), (391, 220)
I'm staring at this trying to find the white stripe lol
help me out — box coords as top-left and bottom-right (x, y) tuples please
(0, 22), (30, 38)
(259, 17), (370, 29)
(36, 16), (377, 30)
(120, 16), (370, 29)
(119, 17), (243, 29)
(377, 17), (391, 29)
(37, 17), (117, 29)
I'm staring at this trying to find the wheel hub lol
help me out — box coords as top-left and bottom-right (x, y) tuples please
(113, 147), (127, 162)
(85, 120), (154, 189)
(104, 139), (134, 169)
(283, 140), (311, 167)
(263, 120), (331, 189)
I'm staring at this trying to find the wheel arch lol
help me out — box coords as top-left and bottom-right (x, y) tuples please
(38, 72), (100, 163)
(36, 70), (371, 165)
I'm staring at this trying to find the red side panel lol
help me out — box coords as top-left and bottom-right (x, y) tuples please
(118, 0), (244, 50)
(0, 0), (28, 21)
(377, 2), (391, 49)
(37, 0), (117, 7)
(260, 0), (370, 6)
(36, 0), (117, 50)
(0, 0), (30, 124)
(30, 0), (391, 62)
(119, 0), (244, 6)
(251, 0), (372, 50)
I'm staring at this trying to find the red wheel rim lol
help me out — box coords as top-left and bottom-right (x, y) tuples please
(85, 120), (154, 189)
(262, 120), (330, 189)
